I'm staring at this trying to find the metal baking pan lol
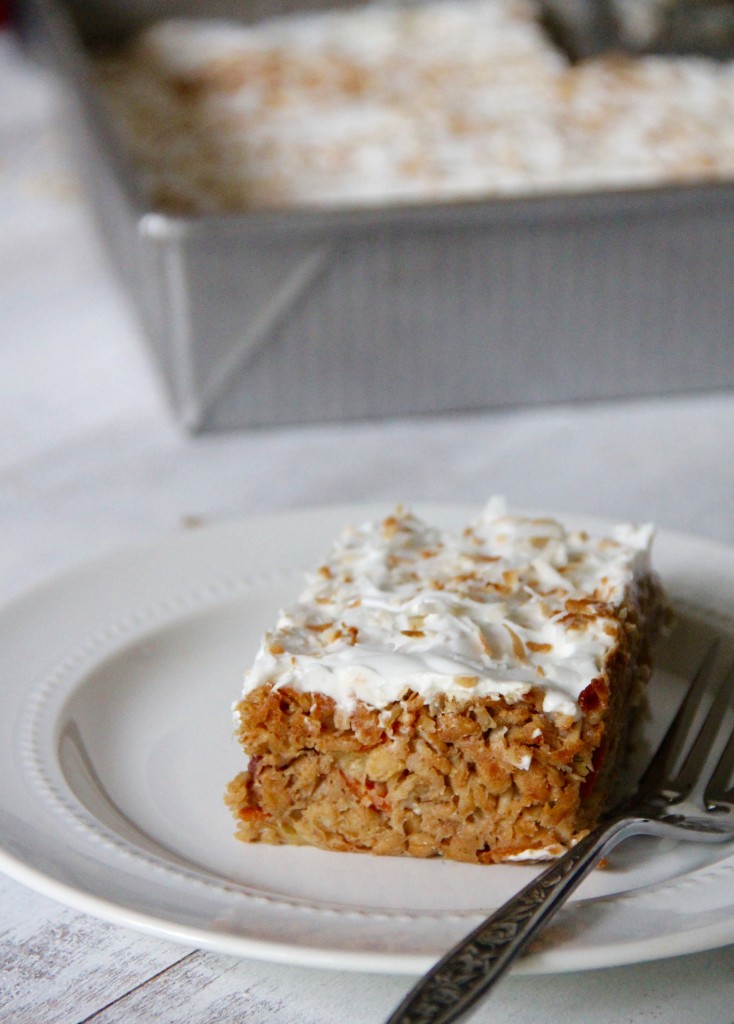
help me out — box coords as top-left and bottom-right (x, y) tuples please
(22, 0), (734, 430)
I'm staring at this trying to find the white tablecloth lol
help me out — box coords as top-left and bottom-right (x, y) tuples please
(2, 30), (734, 1024)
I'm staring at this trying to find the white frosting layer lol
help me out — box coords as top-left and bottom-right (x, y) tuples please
(94, 0), (734, 214)
(240, 500), (655, 718)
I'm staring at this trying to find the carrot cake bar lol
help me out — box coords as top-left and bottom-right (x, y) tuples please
(225, 499), (666, 863)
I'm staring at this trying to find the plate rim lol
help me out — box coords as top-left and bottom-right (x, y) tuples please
(3, 501), (734, 976)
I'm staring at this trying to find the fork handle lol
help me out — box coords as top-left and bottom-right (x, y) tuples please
(386, 816), (645, 1024)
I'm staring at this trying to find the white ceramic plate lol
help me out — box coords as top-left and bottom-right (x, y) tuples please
(2, 503), (734, 976)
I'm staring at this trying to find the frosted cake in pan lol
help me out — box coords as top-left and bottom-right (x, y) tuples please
(226, 500), (667, 863)
(94, 0), (734, 214)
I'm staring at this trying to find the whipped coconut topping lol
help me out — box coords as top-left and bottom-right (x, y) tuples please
(93, 0), (734, 214)
(239, 499), (655, 719)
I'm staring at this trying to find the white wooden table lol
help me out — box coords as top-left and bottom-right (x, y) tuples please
(3, 28), (734, 1024)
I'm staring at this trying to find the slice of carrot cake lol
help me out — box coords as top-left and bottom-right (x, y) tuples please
(226, 499), (666, 863)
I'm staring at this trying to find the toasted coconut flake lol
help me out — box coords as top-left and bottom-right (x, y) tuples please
(504, 624), (527, 661)
(382, 515), (400, 538)
(455, 675), (480, 688)
(479, 632), (496, 658)
(454, 572), (478, 584)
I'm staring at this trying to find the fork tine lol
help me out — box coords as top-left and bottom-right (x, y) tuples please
(703, 659), (734, 810)
(638, 639), (720, 797)
(673, 651), (734, 802)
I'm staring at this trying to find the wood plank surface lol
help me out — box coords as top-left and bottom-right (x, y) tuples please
(6, 865), (734, 1024)
(0, 875), (186, 1024)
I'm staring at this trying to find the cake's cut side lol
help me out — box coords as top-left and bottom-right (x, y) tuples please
(226, 501), (667, 863)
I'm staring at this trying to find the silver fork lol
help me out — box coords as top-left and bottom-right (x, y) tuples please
(386, 641), (734, 1024)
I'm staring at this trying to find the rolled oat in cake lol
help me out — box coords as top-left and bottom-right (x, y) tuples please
(225, 499), (667, 863)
